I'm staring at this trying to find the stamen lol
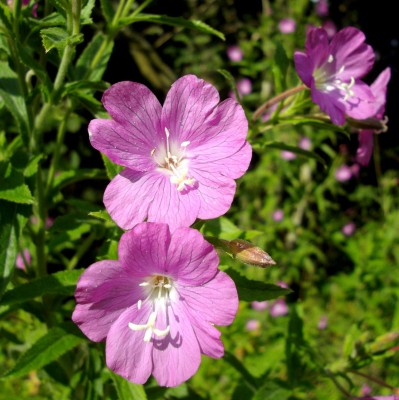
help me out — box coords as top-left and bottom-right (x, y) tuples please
(181, 141), (190, 147)
(139, 282), (149, 287)
(150, 148), (156, 156)
(328, 54), (334, 63)
(138, 299), (142, 310)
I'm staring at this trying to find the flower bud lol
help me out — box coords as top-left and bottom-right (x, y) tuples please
(226, 239), (276, 267)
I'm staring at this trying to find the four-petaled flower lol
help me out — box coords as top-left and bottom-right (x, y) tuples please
(356, 68), (391, 166)
(294, 27), (376, 125)
(88, 75), (251, 231)
(72, 222), (238, 387)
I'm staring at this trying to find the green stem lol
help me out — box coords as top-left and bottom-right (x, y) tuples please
(110, 0), (126, 31)
(253, 84), (307, 121)
(35, 167), (47, 277)
(12, 0), (22, 41)
(348, 370), (395, 391)
(324, 370), (352, 399)
(68, 232), (97, 270)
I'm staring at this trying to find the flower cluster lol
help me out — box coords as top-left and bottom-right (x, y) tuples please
(73, 75), (252, 386)
(294, 26), (390, 166)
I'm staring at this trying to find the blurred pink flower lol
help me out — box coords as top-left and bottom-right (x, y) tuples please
(356, 396), (399, 400)
(16, 249), (31, 271)
(245, 319), (260, 331)
(335, 165), (352, 182)
(277, 281), (289, 289)
(227, 45), (243, 62)
(322, 20), (337, 38)
(251, 301), (269, 311)
(237, 78), (252, 96)
(272, 209), (284, 222)
(342, 222), (356, 236)
(360, 384), (372, 397)
(281, 150), (297, 160)
(269, 299), (288, 318)
(279, 18), (296, 34)
(299, 137), (312, 150)
(315, 0), (329, 17)
(317, 315), (328, 330)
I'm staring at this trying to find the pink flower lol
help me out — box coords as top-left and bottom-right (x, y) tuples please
(342, 222), (356, 236)
(356, 68), (391, 166)
(251, 301), (269, 311)
(72, 222), (238, 387)
(245, 319), (260, 331)
(357, 397), (399, 400)
(16, 249), (31, 271)
(294, 27), (376, 125)
(335, 165), (352, 182)
(315, 0), (329, 17)
(227, 45), (243, 62)
(272, 209), (284, 222)
(299, 136), (312, 150)
(8, 0), (37, 16)
(89, 75), (252, 231)
(281, 150), (297, 160)
(269, 299), (288, 318)
(322, 20), (337, 38)
(317, 315), (328, 330)
(237, 78), (252, 96)
(279, 18), (296, 34)
(360, 384), (372, 396)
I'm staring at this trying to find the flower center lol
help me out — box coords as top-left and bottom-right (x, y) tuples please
(151, 128), (196, 191)
(313, 55), (356, 102)
(128, 275), (173, 342)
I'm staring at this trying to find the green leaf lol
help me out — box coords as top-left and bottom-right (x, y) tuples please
(88, 210), (114, 224)
(81, 0), (96, 25)
(264, 142), (327, 167)
(40, 27), (84, 53)
(253, 382), (292, 400)
(0, 162), (34, 204)
(0, 201), (18, 299)
(24, 154), (43, 178)
(0, 61), (30, 146)
(99, 0), (114, 22)
(101, 154), (123, 180)
(119, 14), (225, 40)
(111, 372), (147, 400)
(224, 352), (258, 389)
(217, 69), (240, 101)
(224, 268), (291, 302)
(272, 41), (289, 92)
(4, 325), (85, 378)
(0, 269), (83, 307)
(0, 3), (12, 31)
(63, 80), (109, 96)
(75, 32), (114, 81)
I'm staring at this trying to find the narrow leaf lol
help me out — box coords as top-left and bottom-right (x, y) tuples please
(224, 268), (291, 302)
(101, 154), (123, 180)
(4, 326), (85, 378)
(0, 201), (18, 298)
(120, 14), (225, 40)
(111, 372), (147, 400)
(0, 269), (83, 307)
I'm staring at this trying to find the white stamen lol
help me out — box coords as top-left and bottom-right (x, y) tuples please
(181, 141), (190, 147)
(150, 148), (156, 156)
(139, 282), (149, 287)
(328, 54), (334, 63)
(138, 299), (142, 310)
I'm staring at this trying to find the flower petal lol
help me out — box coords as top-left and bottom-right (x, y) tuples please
(178, 271), (238, 326)
(161, 75), (220, 144)
(72, 261), (140, 342)
(343, 81), (376, 120)
(119, 222), (171, 276)
(311, 84), (346, 125)
(166, 227), (219, 285)
(294, 51), (313, 87)
(330, 27), (374, 80)
(356, 130), (374, 166)
(151, 300), (201, 387)
(371, 67), (391, 118)
(105, 304), (154, 384)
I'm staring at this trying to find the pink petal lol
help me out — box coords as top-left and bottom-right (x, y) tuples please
(72, 261), (140, 342)
(88, 119), (156, 171)
(104, 169), (200, 231)
(356, 130), (374, 166)
(118, 223), (171, 277)
(166, 227), (219, 285)
(105, 304), (154, 384)
(305, 27), (330, 70)
(151, 300), (201, 387)
(177, 271), (238, 326)
(311, 85), (346, 125)
(344, 81), (376, 120)
(294, 51), (313, 87)
(161, 75), (220, 144)
(371, 67), (391, 118)
(330, 27), (374, 80)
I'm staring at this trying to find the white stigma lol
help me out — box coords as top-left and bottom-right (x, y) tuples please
(151, 128), (196, 191)
(128, 275), (173, 343)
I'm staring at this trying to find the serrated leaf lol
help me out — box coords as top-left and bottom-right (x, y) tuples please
(0, 201), (18, 298)
(0, 269), (83, 307)
(4, 325), (85, 378)
(111, 372), (147, 400)
(75, 32), (114, 81)
(0, 162), (34, 204)
(81, 0), (95, 25)
(24, 154), (42, 178)
(0, 61), (30, 146)
(40, 27), (84, 53)
(101, 154), (123, 180)
(120, 14), (225, 40)
(265, 142), (327, 167)
(224, 268), (291, 302)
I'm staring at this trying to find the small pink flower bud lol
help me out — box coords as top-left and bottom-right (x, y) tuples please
(245, 319), (260, 331)
(278, 18), (296, 34)
(342, 222), (356, 236)
(227, 239), (276, 267)
(227, 45), (243, 62)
